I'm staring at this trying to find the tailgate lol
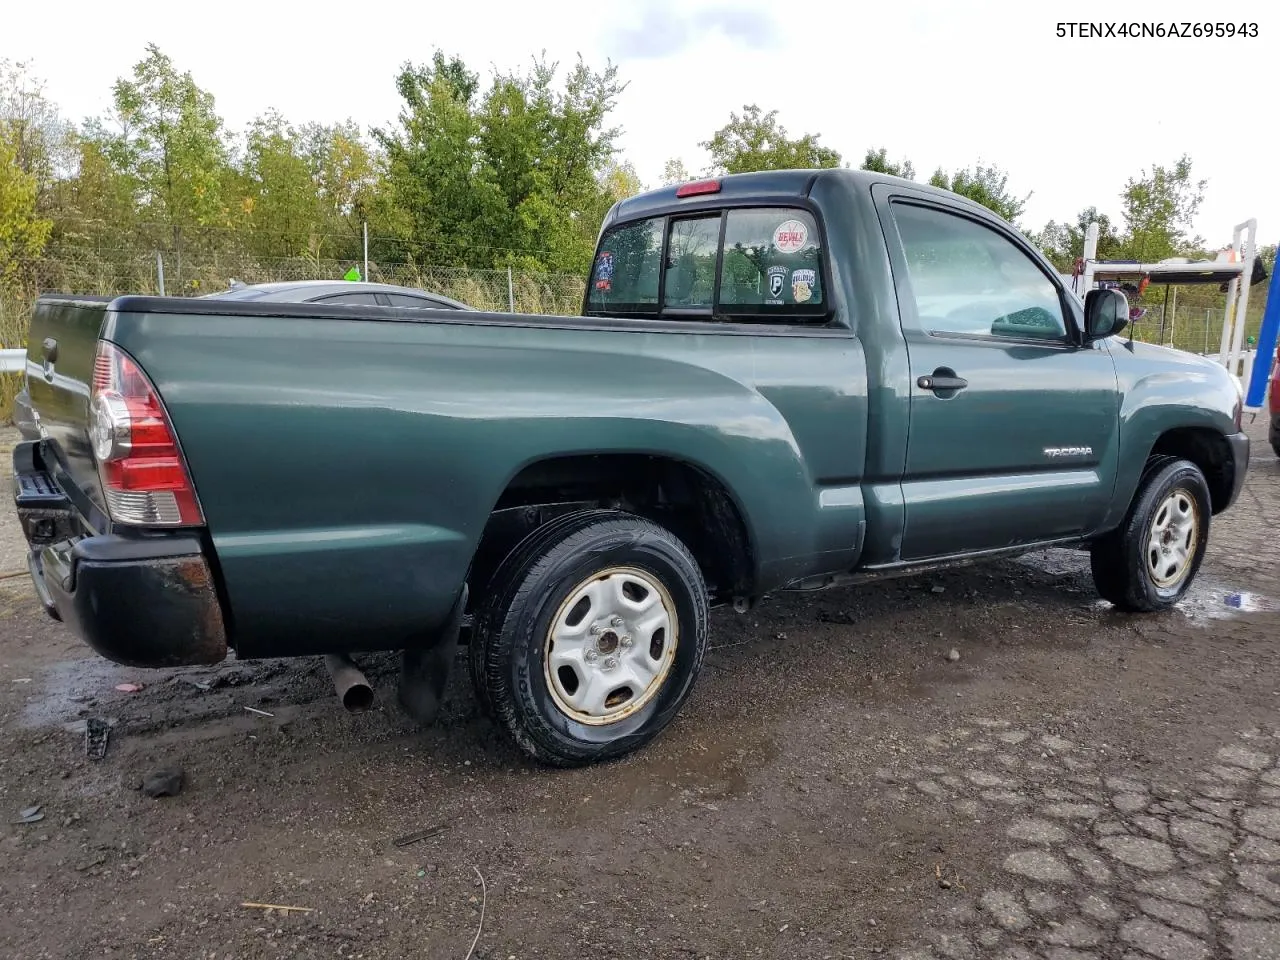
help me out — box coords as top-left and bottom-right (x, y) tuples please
(23, 295), (114, 526)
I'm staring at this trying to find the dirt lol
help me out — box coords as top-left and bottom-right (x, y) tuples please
(1, 419), (1279, 960)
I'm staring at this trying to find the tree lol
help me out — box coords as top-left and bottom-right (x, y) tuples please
(0, 59), (72, 210)
(1119, 154), (1205, 262)
(102, 44), (234, 271)
(0, 137), (53, 288)
(375, 50), (625, 272)
(1035, 206), (1122, 271)
(929, 163), (1029, 224)
(702, 105), (841, 175)
(662, 157), (691, 185)
(860, 147), (914, 180)
(237, 113), (377, 261)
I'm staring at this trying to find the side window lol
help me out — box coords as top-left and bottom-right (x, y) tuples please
(586, 217), (664, 313)
(387, 293), (453, 309)
(719, 208), (825, 315)
(892, 203), (1067, 341)
(315, 292), (382, 306)
(663, 216), (719, 310)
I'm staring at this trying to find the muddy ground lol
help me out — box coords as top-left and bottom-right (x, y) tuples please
(1, 421), (1279, 960)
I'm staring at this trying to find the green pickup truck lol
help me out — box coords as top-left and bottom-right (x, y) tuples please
(12, 169), (1249, 766)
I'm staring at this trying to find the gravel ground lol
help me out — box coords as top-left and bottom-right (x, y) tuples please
(1, 420), (1278, 960)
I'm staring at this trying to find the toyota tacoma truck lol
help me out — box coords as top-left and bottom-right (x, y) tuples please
(12, 169), (1250, 766)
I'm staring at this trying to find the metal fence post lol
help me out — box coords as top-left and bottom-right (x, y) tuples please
(507, 267), (515, 312)
(157, 252), (165, 296)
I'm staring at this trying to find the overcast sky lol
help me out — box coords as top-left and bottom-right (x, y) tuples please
(3, 0), (1274, 246)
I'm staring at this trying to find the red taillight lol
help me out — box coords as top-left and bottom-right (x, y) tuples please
(675, 179), (721, 198)
(89, 340), (204, 527)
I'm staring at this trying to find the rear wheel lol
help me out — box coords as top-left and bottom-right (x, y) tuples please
(1090, 457), (1211, 612)
(470, 510), (709, 766)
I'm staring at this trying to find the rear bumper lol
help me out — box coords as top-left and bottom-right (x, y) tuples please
(14, 441), (228, 668)
(32, 535), (229, 668)
(1224, 430), (1250, 510)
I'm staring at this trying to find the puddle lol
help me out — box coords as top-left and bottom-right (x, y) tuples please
(1175, 583), (1280, 623)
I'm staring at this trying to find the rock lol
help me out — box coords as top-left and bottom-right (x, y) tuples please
(1119, 917), (1209, 960)
(1216, 745), (1272, 771)
(980, 890), (1030, 931)
(1007, 818), (1070, 845)
(1041, 735), (1075, 752)
(1242, 806), (1280, 842)
(1044, 802), (1104, 820)
(1140, 897), (1210, 935)
(1043, 918), (1102, 948)
(1080, 893), (1118, 921)
(1170, 817), (1232, 856)
(1003, 850), (1075, 883)
(1223, 920), (1280, 960)
(1100, 836), (1177, 872)
(1114, 792), (1149, 813)
(141, 767), (184, 799)
(1237, 836), (1280, 863)
(946, 648), (960, 662)
(1134, 873), (1213, 906)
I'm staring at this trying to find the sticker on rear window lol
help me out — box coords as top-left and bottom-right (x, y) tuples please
(790, 268), (816, 303)
(767, 265), (787, 299)
(594, 251), (614, 291)
(773, 220), (809, 253)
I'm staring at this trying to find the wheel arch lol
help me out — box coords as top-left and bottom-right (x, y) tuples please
(468, 452), (757, 609)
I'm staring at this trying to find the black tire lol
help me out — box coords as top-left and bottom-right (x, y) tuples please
(1090, 457), (1211, 612)
(467, 508), (619, 720)
(470, 509), (709, 767)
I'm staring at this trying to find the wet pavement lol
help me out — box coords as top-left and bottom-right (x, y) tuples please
(1, 421), (1278, 959)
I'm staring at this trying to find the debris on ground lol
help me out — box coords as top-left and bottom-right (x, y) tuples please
(114, 683), (144, 693)
(140, 767), (184, 798)
(12, 805), (44, 824)
(241, 902), (313, 915)
(243, 706), (274, 718)
(946, 648), (961, 662)
(392, 821), (452, 847)
(85, 717), (111, 760)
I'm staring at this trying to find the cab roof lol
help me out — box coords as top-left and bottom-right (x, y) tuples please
(609, 167), (995, 225)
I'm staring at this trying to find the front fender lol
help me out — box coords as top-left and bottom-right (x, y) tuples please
(1101, 342), (1240, 531)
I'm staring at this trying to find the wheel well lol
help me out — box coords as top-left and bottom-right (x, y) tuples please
(469, 455), (755, 607)
(1149, 428), (1235, 513)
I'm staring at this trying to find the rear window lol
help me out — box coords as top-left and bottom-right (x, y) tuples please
(585, 206), (826, 322)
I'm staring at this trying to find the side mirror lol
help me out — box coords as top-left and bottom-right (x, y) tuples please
(1083, 288), (1129, 341)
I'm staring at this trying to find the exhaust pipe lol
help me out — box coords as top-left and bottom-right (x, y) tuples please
(323, 654), (374, 712)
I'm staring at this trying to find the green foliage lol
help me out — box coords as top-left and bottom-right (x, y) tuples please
(0, 137), (52, 285)
(928, 163), (1029, 224)
(106, 43), (234, 246)
(374, 50), (624, 273)
(702, 105), (842, 175)
(860, 147), (915, 180)
(238, 112), (376, 260)
(1035, 207), (1122, 271)
(1120, 154), (1206, 262)
(661, 158), (692, 185)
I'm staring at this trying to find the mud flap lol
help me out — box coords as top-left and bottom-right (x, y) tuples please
(397, 583), (468, 726)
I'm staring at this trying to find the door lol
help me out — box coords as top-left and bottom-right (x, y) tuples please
(877, 192), (1120, 560)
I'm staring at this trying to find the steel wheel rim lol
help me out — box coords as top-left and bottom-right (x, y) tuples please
(1146, 489), (1199, 589)
(543, 566), (679, 726)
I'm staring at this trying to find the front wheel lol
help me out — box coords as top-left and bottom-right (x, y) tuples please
(470, 510), (709, 767)
(1090, 457), (1211, 612)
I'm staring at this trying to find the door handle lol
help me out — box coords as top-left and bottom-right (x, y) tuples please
(918, 373), (968, 392)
